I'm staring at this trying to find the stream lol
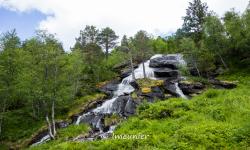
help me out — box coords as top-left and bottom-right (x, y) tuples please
(32, 54), (187, 146)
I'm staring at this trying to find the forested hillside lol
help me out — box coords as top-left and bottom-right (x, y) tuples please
(0, 0), (249, 149)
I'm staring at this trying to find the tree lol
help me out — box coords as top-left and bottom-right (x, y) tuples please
(119, 35), (135, 81)
(223, 10), (250, 66)
(98, 27), (118, 59)
(29, 30), (66, 139)
(75, 25), (100, 49)
(182, 0), (208, 45)
(0, 30), (22, 136)
(180, 38), (201, 76)
(152, 37), (168, 54)
(180, 38), (215, 77)
(132, 30), (152, 78)
(204, 14), (228, 69)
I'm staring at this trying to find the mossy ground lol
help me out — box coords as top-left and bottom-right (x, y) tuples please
(0, 93), (105, 149)
(29, 70), (250, 150)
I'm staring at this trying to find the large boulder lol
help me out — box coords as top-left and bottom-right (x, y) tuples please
(139, 86), (165, 102)
(150, 58), (178, 69)
(130, 81), (140, 90)
(149, 55), (184, 69)
(163, 80), (179, 97)
(78, 113), (104, 131)
(112, 96), (130, 114)
(124, 98), (138, 116)
(154, 68), (179, 78)
(120, 69), (131, 79)
(99, 80), (120, 97)
(179, 81), (205, 95)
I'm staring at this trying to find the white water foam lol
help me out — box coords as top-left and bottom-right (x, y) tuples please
(175, 82), (188, 99)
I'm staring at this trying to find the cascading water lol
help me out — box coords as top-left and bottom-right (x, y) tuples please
(175, 83), (188, 99)
(31, 54), (188, 146)
(74, 56), (159, 136)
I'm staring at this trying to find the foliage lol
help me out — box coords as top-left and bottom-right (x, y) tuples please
(57, 124), (89, 140)
(30, 71), (250, 150)
(182, 0), (208, 44)
(98, 27), (119, 59)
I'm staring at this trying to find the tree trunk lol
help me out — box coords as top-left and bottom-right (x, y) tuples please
(51, 100), (56, 137)
(73, 78), (79, 99)
(218, 53), (228, 70)
(46, 113), (54, 139)
(105, 44), (109, 60)
(129, 51), (135, 81)
(0, 99), (6, 136)
(194, 61), (201, 77)
(142, 61), (146, 78)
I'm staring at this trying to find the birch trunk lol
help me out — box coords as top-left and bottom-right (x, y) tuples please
(218, 53), (228, 69)
(129, 51), (135, 81)
(142, 61), (146, 78)
(0, 99), (6, 136)
(46, 114), (54, 139)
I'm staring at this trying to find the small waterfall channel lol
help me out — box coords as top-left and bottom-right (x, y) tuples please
(32, 54), (187, 146)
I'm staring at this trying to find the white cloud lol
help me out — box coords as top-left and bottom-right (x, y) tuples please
(0, 0), (248, 50)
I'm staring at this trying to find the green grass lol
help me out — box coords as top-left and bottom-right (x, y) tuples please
(0, 93), (105, 149)
(66, 93), (106, 118)
(57, 124), (90, 140)
(0, 108), (45, 149)
(29, 71), (250, 150)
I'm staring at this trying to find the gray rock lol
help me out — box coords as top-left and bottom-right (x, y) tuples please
(154, 68), (179, 78)
(149, 56), (179, 69)
(163, 80), (179, 96)
(124, 97), (138, 116)
(99, 80), (119, 97)
(209, 79), (237, 89)
(179, 82), (205, 95)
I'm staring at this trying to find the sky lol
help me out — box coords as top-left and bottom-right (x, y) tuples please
(0, 0), (249, 51)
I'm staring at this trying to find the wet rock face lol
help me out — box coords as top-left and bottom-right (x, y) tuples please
(154, 68), (179, 78)
(99, 80), (120, 97)
(124, 98), (138, 116)
(28, 130), (48, 145)
(140, 86), (165, 102)
(163, 80), (179, 97)
(149, 56), (179, 69)
(120, 69), (131, 79)
(112, 96), (138, 116)
(130, 81), (140, 90)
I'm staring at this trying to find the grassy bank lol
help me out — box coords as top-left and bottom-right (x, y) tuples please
(29, 71), (250, 150)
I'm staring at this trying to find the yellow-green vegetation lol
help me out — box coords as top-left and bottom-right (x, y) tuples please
(57, 124), (90, 140)
(28, 124), (89, 150)
(131, 92), (138, 99)
(141, 88), (152, 94)
(104, 114), (123, 127)
(137, 79), (164, 88)
(30, 71), (250, 149)
(67, 93), (106, 118)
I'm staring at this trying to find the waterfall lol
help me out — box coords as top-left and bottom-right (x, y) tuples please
(175, 83), (188, 99)
(31, 54), (188, 146)
(31, 135), (51, 146)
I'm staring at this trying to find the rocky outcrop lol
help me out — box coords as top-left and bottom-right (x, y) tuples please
(149, 56), (179, 69)
(163, 80), (179, 97)
(209, 79), (237, 89)
(154, 68), (179, 78)
(179, 82), (205, 95)
(139, 86), (165, 102)
(99, 80), (120, 97)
